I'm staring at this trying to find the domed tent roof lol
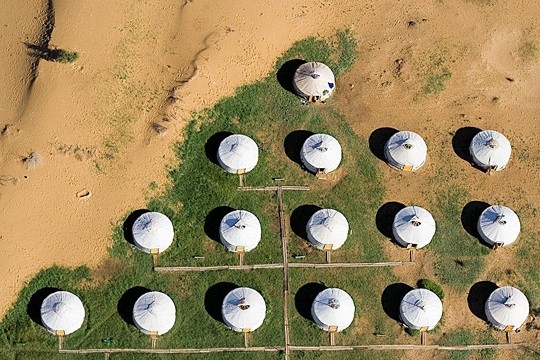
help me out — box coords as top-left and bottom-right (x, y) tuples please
(477, 205), (520, 247)
(40, 291), (85, 335)
(217, 134), (259, 174)
(392, 206), (436, 249)
(222, 287), (266, 332)
(311, 288), (355, 332)
(132, 291), (176, 335)
(485, 286), (529, 331)
(293, 62), (335, 100)
(384, 131), (427, 171)
(132, 212), (174, 254)
(219, 210), (262, 252)
(400, 289), (443, 331)
(300, 134), (342, 174)
(469, 130), (511, 171)
(306, 209), (349, 250)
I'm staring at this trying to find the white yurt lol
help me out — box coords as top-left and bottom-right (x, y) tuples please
(400, 289), (443, 331)
(132, 291), (176, 335)
(485, 286), (529, 331)
(219, 210), (262, 252)
(300, 134), (342, 174)
(306, 209), (349, 250)
(311, 288), (355, 332)
(293, 62), (335, 101)
(132, 212), (174, 254)
(477, 205), (520, 247)
(384, 131), (427, 171)
(392, 206), (436, 249)
(40, 291), (85, 335)
(222, 287), (266, 332)
(469, 130), (511, 171)
(217, 134), (259, 174)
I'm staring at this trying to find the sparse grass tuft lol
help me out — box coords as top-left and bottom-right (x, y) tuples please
(518, 40), (538, 61)
(418, 279), (445, 301)
(421, 56), (452, 96)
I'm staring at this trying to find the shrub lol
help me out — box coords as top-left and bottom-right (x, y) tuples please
(418, 278), (445, 301)
(50, 48), (79, 63)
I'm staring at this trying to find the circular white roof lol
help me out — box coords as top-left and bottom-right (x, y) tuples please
(40, 291), (85, 335)
(293, 62), (335, 99)
(219, 210), (262, 252)
(133, 291), (176, 335)
(311, 288), (355, 332)
(392, 206), (436, 249)
(469, 130), (511, 170)
(300, 134), (342, 173)
(477, 205), (520, 247)
(485, 286), (529, 330)
(306, 209), (349, 250)
(132, 212), (174, 254)
(222, 287), (266, 332)
(384, 131), (427, 171)
(400, 289), (443, 331)
(217, 134), (259, 174)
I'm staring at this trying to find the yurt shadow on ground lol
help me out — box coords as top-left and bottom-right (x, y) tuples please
(369, 127), (398, 162)
(381, 283), (414, 323)
(123, 209), (150, 246)
(376, 202), (406, 240)
(204, 206), (236, 244)
(284, 130), (315, 166)
(467, 281), (498, 322)
(117, 287), (151, 327)
(276, 59), (307, 94)
(290, 204), (322, 241)
(204, 131), (234, 166)
(452, 127), (482, 164)
(295, 282), (327, 321)
(205, 282), (239, 323)
(461, 201), (491, 240)
(27, 287), (61, 326)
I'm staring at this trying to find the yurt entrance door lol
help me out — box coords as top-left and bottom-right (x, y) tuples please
(316, 169), (327, 180)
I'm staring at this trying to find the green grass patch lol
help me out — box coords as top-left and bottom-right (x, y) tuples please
(418, 279), (445, 301)
(416, 53), (452, 98)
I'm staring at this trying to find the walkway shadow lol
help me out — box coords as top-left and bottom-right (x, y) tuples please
(290, 205), (322, 241)
(204, 206), (236, 245)
(117, 287), (152, 327)
(369, 128), (398, 162)
(284, 130), (314, 166)
(295, 282), (327, 321)
(27, 287), (61, 326)
(468, 281), (498, 322)
(205, 282), (239, 323)
(461, 201), (490, 241)
(376, 202), (406, 240)
(276, 59), (306, 94)
(123, 209), (150, 246)
(205, 131), (234, 166)
(452, 127), (482, 164)
(381, 283), (414, 323)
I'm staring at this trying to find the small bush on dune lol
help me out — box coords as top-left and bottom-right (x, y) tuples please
(49, 48), (79, 63)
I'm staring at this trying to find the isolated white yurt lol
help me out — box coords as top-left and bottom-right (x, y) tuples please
(217, 134), (259, 174)
(222, 287), (266, 332)
(132, 291), (176, 335)
(132, 212), (174, 254)
(219, 210), (262, 252)
(40, 291), (85, 335)
(392, 206), (436, 249)
(384, 131), (427, 171)
(311, 288), (355, 332)
(300, 134), (342, 174)
(400, 289), (443, 331)
(485, 286), (529, 331)
(306, 209), (349, 250)
(469, 130), (511, 171)
(293, 62), (336, 101)
(477, 205), (520, 247)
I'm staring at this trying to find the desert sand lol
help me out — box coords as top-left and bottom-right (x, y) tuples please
(0, 2), (539, 350)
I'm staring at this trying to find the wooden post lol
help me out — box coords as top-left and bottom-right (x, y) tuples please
(150, 331), (158, 349)
(56, 330), (65, 350)
(243, 330), (249, 348)
(328, 326), (337, 346)
(420, 329), (427, 345)
(104, 353), (110, 360)
(409, 248), (415, 262)
(239, 251), (245, 266)
(325, 251), (331, 264)
(151, 249), (159, 268)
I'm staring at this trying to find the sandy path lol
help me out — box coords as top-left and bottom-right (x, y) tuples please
(0, 0), (359, 319)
